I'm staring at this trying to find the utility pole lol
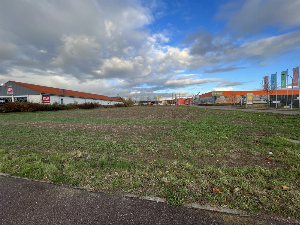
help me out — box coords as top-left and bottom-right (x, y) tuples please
(288, 73), (294, 109)
(286, 69), (288, 107)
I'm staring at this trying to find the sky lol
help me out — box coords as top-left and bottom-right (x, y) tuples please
(0, 0), (300, 100)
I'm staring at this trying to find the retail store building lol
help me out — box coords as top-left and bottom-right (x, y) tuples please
(0, 81), (122, 105)
(194, 90), (299, 107)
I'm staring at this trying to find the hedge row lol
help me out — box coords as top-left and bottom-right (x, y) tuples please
(0, 102), (125, 113)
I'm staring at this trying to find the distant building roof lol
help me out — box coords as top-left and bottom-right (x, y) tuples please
(9, 81), (122, 102)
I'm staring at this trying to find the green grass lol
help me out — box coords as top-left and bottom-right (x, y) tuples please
(0, 106), (299, 220)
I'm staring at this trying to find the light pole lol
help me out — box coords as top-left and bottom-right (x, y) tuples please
(195, 92), (200, 105)
(287, 74), (294, 109)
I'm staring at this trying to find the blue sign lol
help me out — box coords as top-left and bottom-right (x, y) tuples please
(271, 73), (277, 90)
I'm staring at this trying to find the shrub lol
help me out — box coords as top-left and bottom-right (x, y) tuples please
(103, 105), (115, 108)
(0, 101), (112, 113)
(78, 102), (103, 109)
(67, 102), (79, 110)
(114, 103), (125, 107)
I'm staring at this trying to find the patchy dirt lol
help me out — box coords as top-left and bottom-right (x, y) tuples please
(209, 151), (285, 170)
(242, 129), (275, 139)
(47, 106), (203, 120)
(0, 120), (171, 138)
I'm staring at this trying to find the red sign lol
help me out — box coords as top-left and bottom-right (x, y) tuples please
(7, 86), (13, 94)
(263, 76), (268, 90)
(42, 95), (50, 103)
(292, 67), (299, 87)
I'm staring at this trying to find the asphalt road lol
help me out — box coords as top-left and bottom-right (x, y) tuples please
(192, 105), (300, 115)
(0, 175), (297, 225)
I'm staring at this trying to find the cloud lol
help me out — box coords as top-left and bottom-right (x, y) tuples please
(52, 35), (101, 66)
(204, 67), (245, 73)
(255, 62), (277, 67)
(0, 0), (153, 77)
(185, 29), (300, 69)
(176, 74), (200, 77)
(184, 30), (234, 56)
(148, 33), (170, 43)
(166, 78), (222, 87)
(213, 87), (234, 91)
(216, 80), (246, 87)
(93, 56), (152, 79)
(236, 30), (300, 59)
(213, 30), (300, 67)
(0, 41), (18, 61)
(216, 0), (300, 35)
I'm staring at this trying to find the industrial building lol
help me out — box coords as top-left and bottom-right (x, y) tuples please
(0, 81), (122, 105)
(175, 90), (300, 108)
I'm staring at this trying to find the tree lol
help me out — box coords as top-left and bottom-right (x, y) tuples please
(116, 96), (134, 107)
(261, 76), (275, 109)
(227, 92), (239, 106)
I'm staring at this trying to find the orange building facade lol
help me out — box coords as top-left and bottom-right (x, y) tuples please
(196, 90), (299, 105)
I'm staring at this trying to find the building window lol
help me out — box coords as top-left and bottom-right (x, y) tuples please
(61, 98), (63, 104)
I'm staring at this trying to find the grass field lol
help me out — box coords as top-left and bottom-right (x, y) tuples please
(0, 106), (299, 220)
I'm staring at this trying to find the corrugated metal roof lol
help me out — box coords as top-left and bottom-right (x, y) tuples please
(10, 81), (122, 102)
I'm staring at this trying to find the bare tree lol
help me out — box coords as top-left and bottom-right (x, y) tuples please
(261, 76), (275, 109)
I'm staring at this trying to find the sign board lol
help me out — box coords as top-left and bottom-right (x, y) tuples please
(7, 86), (13, 95)
(212, 91), (223, 96)
(263, 76), (268, 90)
(247, 93), (253, 104)
(281, 71), (287, 88)
(270, 73), (277, 90)
(156, 96), (162, 98)
(42, 95), (50, 103)
(293, 67), (299, 87)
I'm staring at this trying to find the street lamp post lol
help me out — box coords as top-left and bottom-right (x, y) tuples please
(194, 92), (200, 105)
(287, 74), (294, 109)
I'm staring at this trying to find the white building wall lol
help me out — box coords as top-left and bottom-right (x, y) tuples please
(26, 94), (121, 105)
(62, 96), (75, 104)
(49, 95), (60, 104)
(28, 95), (42, 103)
(94, 99), (102, 104)
(73, 97), (86, 104)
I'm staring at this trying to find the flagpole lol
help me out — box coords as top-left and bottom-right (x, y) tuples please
(291, 69), (293, 110)
(267, 74), (269, 109)
(298, 66), (300, 109)
(286, 69), (288, 107)
(276, 72), (278, 108)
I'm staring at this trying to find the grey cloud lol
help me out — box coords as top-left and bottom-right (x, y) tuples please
(193, 29), (300, 69)
(226, 30), (300, 62)
(183, 30), (235, 56)
(216, 80), (246, 87)
(0, 41), (17, 61)
(0, 0), (153, 80)
(184, 30), (214, 55)
(163, 78), (223, 90)
(204, 66), (246, 73)
(216, 0), (300, 36)
(0, 65), (9, 75)
(255, 62), (277, 68)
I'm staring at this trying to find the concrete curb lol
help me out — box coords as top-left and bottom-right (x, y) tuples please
(123, 193), (248, 216)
